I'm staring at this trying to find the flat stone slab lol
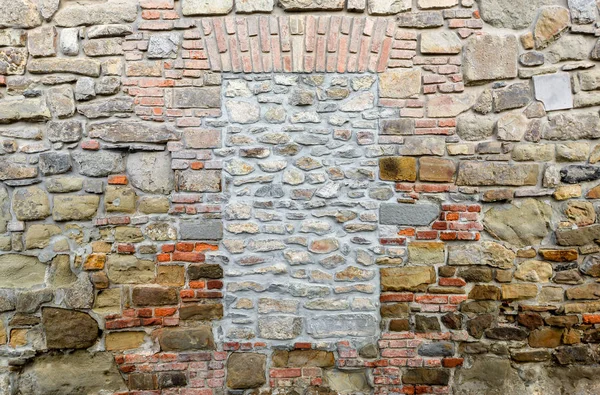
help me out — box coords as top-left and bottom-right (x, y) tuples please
(380, 203), (440, 226)
(533, 72), (573, 111)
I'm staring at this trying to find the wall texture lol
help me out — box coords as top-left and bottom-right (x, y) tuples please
(2, 0), (600, 393)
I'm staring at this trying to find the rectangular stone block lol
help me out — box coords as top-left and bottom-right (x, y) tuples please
(179, 219), (223, 240)
(456, 161), (539, 186)
(380, 203), (440, 226)
(381, 266), (436, 292)
(169, 87), (221, 109)
(307, 314), (377, 338)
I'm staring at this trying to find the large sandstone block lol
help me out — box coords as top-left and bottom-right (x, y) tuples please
(0, 0), (42, 28)
(28, 58), (101, 76)
(16, 351), (126, 394)
(448, 241), (515, 269)
(227, 353), (266, 389)
(182, 0), (233, 15)
(483, 199), (552, 248)
(0, 254), (46, 288)
(54, 0), (138, 27)
(478, 0), (559, 29)
(463, 34), (518, 84)
(278, 0), (344, 10)
(42, 307), (99, 349)
(457, 162), (539, 186)
(53, 195), (100, 221)
(13, 186), (50, 220)
(381, 266), (436, 292)
(154, 326), (215, 351)
(0, 97), (51, 124)
(307, 314), (377, 338)
(379, 69), (421, 99)
(107, 255), (155, 284)
(127, 151), (174, 194)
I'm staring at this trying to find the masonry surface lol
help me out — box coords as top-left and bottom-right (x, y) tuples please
(2, 0), (600, 394)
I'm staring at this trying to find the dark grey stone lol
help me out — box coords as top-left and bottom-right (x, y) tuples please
(71, 150), (125, 177)
(379, 203), (440, 226)
(418, 342), (455, 357)
(493, 82), (531, 112)
(179, 219), (223, 240)
(47, 120), (82, 143)
(397, 12), (444, 28)
(171, 87), (221, 108)
(560, 165), (600, 184)
(39, 152), (71, 175)
(519, 52), (545, 66)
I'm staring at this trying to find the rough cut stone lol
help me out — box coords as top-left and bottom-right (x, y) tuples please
(127, 151), (174, 194)
(542, 112), (600, 140)
(28, 58), (101, 77)
(367, 0), (411, 14)
(379, 69), (421, 99)
(17, 351), (126, 394)
(54, 0), (138, 27)
(0, 47), (28, 75)
(278, 0), (344, 10)
(171, 87), (221, 108)
(448, 241), (515, 269)
(148, 33), (181, 59)
(42, 307), (99, 349)
(0, 254), (46, 288)
(397, 12), (444, 28)
(13, 186), (50, 221)
(307, 314), (377, 338)
(47, 120), (83, 143)
(78, 97), (134, 119)
(258, 316), (302, 339)
(53, 195), (100, 221)
(88, 121), (181, 143)
(155, 326), (214, 351)
(39, 152), (72, 175)
(83, 38), (124, 57)
(478, 0), (559, 29)
(227, 353), (266, 389)
(71, 150), (125, 177)
(568, 0), (596, 24)
(420, 31), (462, 54)
(427, 92), (476, 117)
(0, 97), (51, 124)
(483, 200), (551, 248)
(47, 85), (76, 118)
(463, 34), (518, 84)
(27, 26), (56, 57)
(534, 7), (571, 49)
(457, 162), (538, 186)
(235, 0), (274, 13)
(379, 157), (417, 181)
(0, 0), (42, 28)
(381, 266), (436, 292)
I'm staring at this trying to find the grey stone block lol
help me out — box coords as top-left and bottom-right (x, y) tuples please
(179, 219), (223, 240)
(307, 314), (377, 338)
(380, 203), (440, 226)
(533, 72), (573, 112)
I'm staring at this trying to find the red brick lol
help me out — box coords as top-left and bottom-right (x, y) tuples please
(380, 293), (414, 302)
(439, 278), (466, 287)
(270, 368), (302, 378)
(108, 175), (128, 185)
(442, 358), (464, 368)
(583, 314), (600, 324)
(172, 251), (205, 262)
(81, 140), (100, 150)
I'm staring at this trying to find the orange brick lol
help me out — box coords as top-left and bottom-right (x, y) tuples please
(108, 175), (128, 185)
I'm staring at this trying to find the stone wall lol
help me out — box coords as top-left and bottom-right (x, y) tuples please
(2, 0), (600, 394)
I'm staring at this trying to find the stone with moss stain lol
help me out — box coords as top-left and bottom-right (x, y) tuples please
(379, 157), (417, 182)
(53, 195), (100, 221)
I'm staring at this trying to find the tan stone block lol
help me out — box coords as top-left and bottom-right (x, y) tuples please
(379, 157), (417, 182)
(105, 331), (146, 351)
(418, 157), (456, 183)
